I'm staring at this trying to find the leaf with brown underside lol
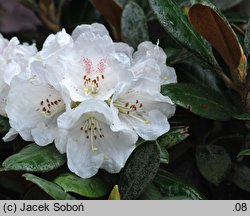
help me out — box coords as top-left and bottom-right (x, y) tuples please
(90, 0), (122, 41)
(189, 4), (246, 84)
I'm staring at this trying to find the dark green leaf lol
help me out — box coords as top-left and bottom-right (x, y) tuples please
(23, 174), (75, 200)
(121, 1), (149, 48)
(2, 144), (66, 172)
(53, 173), (109, 198)
(158, 126), (189, 148)
(108, 185), (121, 200)
(117, 0), (151, 16)
(234, 113), (250, 120)
(139, 183), (163, 199)
(237, 149), (250, 157)
(210, 0), (245, 11)
(119, 141), (160, 200)
(159, 146), (169, 164)
(135, 138), (147, 146)
(230, 164), (250, 192)
(176, 56), (227, 92)
(149, 0), (215, 65)
(23, 186), (51, 199)
(244, 18), (250, 56)
(161, 83), (234, 120)
(153, 169), (205, 199)
(0, 116), (10, 134)
(224, 12), (249, 24)
(196, 145), (232, 185)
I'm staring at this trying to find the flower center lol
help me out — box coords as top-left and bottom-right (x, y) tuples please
(80, 117), (104, 152)
(38, 97), (65, 118)
(113, 99), (150, 124)
(82, 58), (106, 95)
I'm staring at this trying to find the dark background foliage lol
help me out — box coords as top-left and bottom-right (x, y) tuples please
(0, 0), (250, 200)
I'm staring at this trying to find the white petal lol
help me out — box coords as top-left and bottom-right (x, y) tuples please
(0, 84), (9, 116)
(130, 58), (162, 93)
(31, 122), (58, 146)
(74, 31), (115, 58)
(3, 128), (18, 142)
(66, 136), (104, 178)
(132, 41), (176, 86)
(58, 99), (137, 177)
(6, 74), (64, 142)
(40, 29), (73, 59)
(114, 42), (134, 64)
(122, 110), (170, 140)
(4, 61), (21, 85)
(134, 41), (166, 65)
(72, 23), (109, 41)
(98, 122), (137, 173)
(58, 99), (112, 129)
(54, 129), (68, 154)
(112, 86), (175, 140)
(161, 65), (177, 85)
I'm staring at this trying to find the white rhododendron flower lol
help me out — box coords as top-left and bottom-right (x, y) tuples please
(45, 23), (134, 102)
(131, 41), (177, 92)
(0, 34), (37, 116)
(5, 66), (68, 151)
(110, 83), (176, 140)
(57, 99), (138, 178)
(3, 23), (177, 178)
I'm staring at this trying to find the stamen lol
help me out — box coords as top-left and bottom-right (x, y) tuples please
(82, 58), (107, 96)
(80, 117), (104, 152)
(113, 98), (150, 124)
(38, 97), (65, 117)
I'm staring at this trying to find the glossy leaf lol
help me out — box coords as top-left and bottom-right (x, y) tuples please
(158, 126), (189, 148)
(244, 18), (250, 56)
(2, 144), (66, 172)
(90, 0), (122, 40)
(53, 173), (110, 198)
(119, 141), (160, 200)
(237, 149), (250, 157)
(108, 185), (121, 200)
(189, 3), (245, 83)
(149, 0), (215, 65)
(117, 0), (151, 16)
(161, 83), (234, 120)
(139, 183), (163, 199)
(234, 113), (250, 120)
(121, 1), (149, 48)
(159, 146), (169, 164)
(230, 164), (250, 192)
(196, 145), (231, 185)
(23, 174), (75, 200)
(210, 0), (245, 11)
(153, 170), (205, 199)
(225, 12), (249, 24)
(176, 56), (227, 92)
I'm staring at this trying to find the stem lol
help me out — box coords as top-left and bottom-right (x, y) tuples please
(214, 64), (241, 93)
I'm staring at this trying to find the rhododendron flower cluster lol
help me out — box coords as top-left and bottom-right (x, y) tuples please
(1, 23), (176, 178)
